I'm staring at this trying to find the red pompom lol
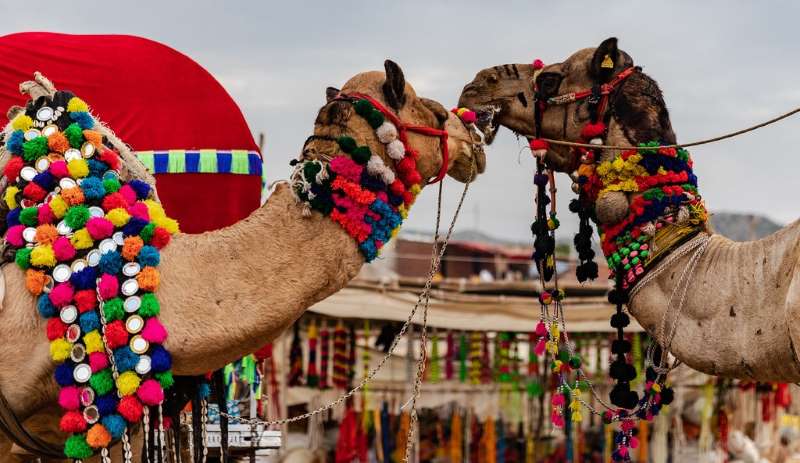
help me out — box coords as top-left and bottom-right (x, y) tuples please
(99, 148), (121, 170)
(117, 396), (143, 422)
(396, 156), (416, 175)
(402, 191), (414, 206)
(74, 290), (97, 313)
(403, 170), (422, 186)
(150, 227), (171, 249)
(105, 320), (129, 349)
(529, 138), (549, 151)
(46, 317), (68, 340)
(389, 180), (405, 196)
(580, 122), (606, 140)
(102, 193), (128, 212)
(4, 156), (23, 181)
(23, 182), (47, 202)
(532, 59), (545, 70)
(59, 411), (87, 433)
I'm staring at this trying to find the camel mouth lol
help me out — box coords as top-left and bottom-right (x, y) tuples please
(472, 105), (500, 145)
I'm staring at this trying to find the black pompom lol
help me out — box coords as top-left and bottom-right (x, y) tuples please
(569, 199), (581, 213)
(611, 340), (631, 355)
(609, 360), (627, 380)
(609, 383), (630, 408)
(607, 289), (629, 305)
(645, 367), (657, 382)
(610, 312), (630, 329)
(660, 387), (674, 405)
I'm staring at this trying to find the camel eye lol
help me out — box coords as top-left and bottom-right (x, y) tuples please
(536, 72), (563, 97)
(486, 73), (499, 85)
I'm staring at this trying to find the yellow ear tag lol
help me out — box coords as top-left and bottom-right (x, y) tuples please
(601, 54), (614, 69)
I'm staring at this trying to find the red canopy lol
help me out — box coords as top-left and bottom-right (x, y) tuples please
(0, 32), (262, 233)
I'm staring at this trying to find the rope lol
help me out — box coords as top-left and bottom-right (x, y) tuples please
(538, 105), (800, 151)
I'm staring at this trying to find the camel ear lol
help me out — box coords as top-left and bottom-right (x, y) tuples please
(6, 105), (23, 122)
(591, 37), (619, 83)
(420, 97), (448, 128)
(325, 87), (340, 102)
(382, 59), (406, 110)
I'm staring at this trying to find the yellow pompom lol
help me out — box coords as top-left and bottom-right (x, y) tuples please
(67, 159), (89, 178)
(67, 97), (89, 113)
(390, 227), (400, 239)
(409, 184), (422, 196)
(116, 371), (141, 396)
(144, 200), (166, 220)
(106, 208), (131, 227)
(83, 330), (104, 354)
(30, 245), (56, 267)
(153, 217), (179, 234)
(70, 228), (94, 250)
(4, 186), (19, 209)
(11, 114), (33, 131)
(49, 195), (68, 218)
(50, 338), (71, 363)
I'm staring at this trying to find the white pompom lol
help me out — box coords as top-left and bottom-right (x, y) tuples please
(589, 138), (603, 145)
(380, 168), (395, 185)
(677, 206), (690, 224)
(367, 155), (396, 185)
(641, 222), (656, 237)
(376, 122), (398, 144)
(386, 140), (405, 160)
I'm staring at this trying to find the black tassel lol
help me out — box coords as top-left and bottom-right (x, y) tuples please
(213, 369), (230, 462)
(191, 392), (202, 463)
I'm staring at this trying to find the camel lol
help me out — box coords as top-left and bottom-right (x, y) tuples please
(0, 61), (485, 460)
(458, 37), (800, 383)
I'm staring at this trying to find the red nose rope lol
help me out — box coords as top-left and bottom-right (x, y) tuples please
(348, 92), (450, 184)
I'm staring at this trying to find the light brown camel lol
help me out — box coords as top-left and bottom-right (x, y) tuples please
(458, 38), (800, 383)
(0, 61), (485, 460)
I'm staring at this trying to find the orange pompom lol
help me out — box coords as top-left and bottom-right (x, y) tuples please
(82, 130), (103, 148)
(35, 224), (59, 245)
(86, 423), (112, 448)
(25, 269), (48, 295)
(136, 267), (160, 292)
(47, 132), (70, 154)
(61, 187), (85, 206)
(122, 236), (144, 261)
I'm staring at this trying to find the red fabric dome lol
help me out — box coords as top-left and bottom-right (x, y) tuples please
(0, 32), (262, 233)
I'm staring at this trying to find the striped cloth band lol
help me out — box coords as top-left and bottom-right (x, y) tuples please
(135, 149), (262, 176)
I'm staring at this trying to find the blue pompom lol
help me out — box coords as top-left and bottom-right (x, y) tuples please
(79, 311), (100, 333)
(114, 347), (139, 372)
(198, 382), (211, 399)
(70, 266), (97, 290)
(96, 394), (118, 417)
(101, 414), (126, 439)
(122, 217), (148, 236)
(5, 131), (23, 155)
(37, 294), (57, 318)
(99, 250), (122, 275)
(87, 159), (109, 178)
(32, 171), (55, 190)
(54, 363), (74, 386)
(70, 111), (95, 130)
(128, 180), (151, 200)
(137, 246), (160, 267)
(80, 177), (106, 201)
(150, 346), (172, 372)
(6, 208), (20, 227)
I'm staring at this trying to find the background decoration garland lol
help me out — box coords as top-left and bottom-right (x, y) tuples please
(2, 90), (178, 458)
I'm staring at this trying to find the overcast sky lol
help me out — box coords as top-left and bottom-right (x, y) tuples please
(2, 1), (798, 242)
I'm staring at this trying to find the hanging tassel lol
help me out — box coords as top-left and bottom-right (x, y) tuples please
(393, 411), (411, 463)
(638, 419), (649, 462)
(348, 324), (357, 388)
(498, 333), (512, 383)
(482, 417), (496, 463)
(288, 323), (304, 387)
(306, 321), (319, 388)
(335, 407), (358, 463)
(320, 323), (331, 389)
(496, 418), (506, 463)
(445, 330), (455, 381)
(332, 320), (349, 389)
(469, 332), (482, 384)
(429, 328), (441, 383)
(380, 402), (392, 463)
(450, 408), (462, 463)
(481, 332), (492, 384)
(458, 332), (468, 383)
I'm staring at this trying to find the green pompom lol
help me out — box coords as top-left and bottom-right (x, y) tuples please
(139, 293), (160, 317)
(303, 162), (322, 183)
(156, 370), (174, 389)
(19, 207), (39, 226)
(367, 110), (385, 129)
(15, 248), (31, 269)
(527, 380), (543, 397)
(65, 205), (90, 229)
(351, 146), (371, 165)
(64, 123), (84, 148)
(140, 223), (156, 243)
(103, 298), (124, 322)
(89, 368), (114, 395)
(353, 99), (374, 117)
(577, 380), (590, 392)
(309, 196), (334, 215)
(64, 434), (93, 458)
(569, 356), (582, 369)
(336, 136), (357, 154)
(103, 178), (121, 193)
(558, 349), (569, 362)
(22, 136), (49, 162)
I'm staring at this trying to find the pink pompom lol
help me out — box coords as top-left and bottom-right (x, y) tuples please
(534, 338), (546, 356)
(38, 204), (55, 224)
(86, 217), (114, 240)
(58, 386), (80, 411)
(580, 122), (606, 140)
(551, 393), (565, 407)
(136, 379), (164, 406)
(534, 321), (547, 337)
(127, 203), (149, 221)
(89, 352), (109, 372)
(49, 160), (69, 178)
(5, 225), (24, 247)
(118, 185), (137, 206)
(53, 236), (76, 262)
(460, 111), (477, 124)
(618, 446), (628, 458)
(141, 317), (167, 344)
(49, 283), (74, 307)
(630, 437), (639, 449)
(532, 59), (545, 70)
(97, 274), (118, 300)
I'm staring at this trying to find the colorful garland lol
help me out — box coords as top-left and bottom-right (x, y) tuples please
(290, 97), (424, 262)
(2, 91), (178, 458)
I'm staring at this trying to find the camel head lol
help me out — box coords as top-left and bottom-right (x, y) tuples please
(305, 60), (485, 184)
(458, 38), (676, 175)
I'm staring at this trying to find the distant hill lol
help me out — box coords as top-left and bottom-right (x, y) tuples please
(710, 212), (782, 241)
